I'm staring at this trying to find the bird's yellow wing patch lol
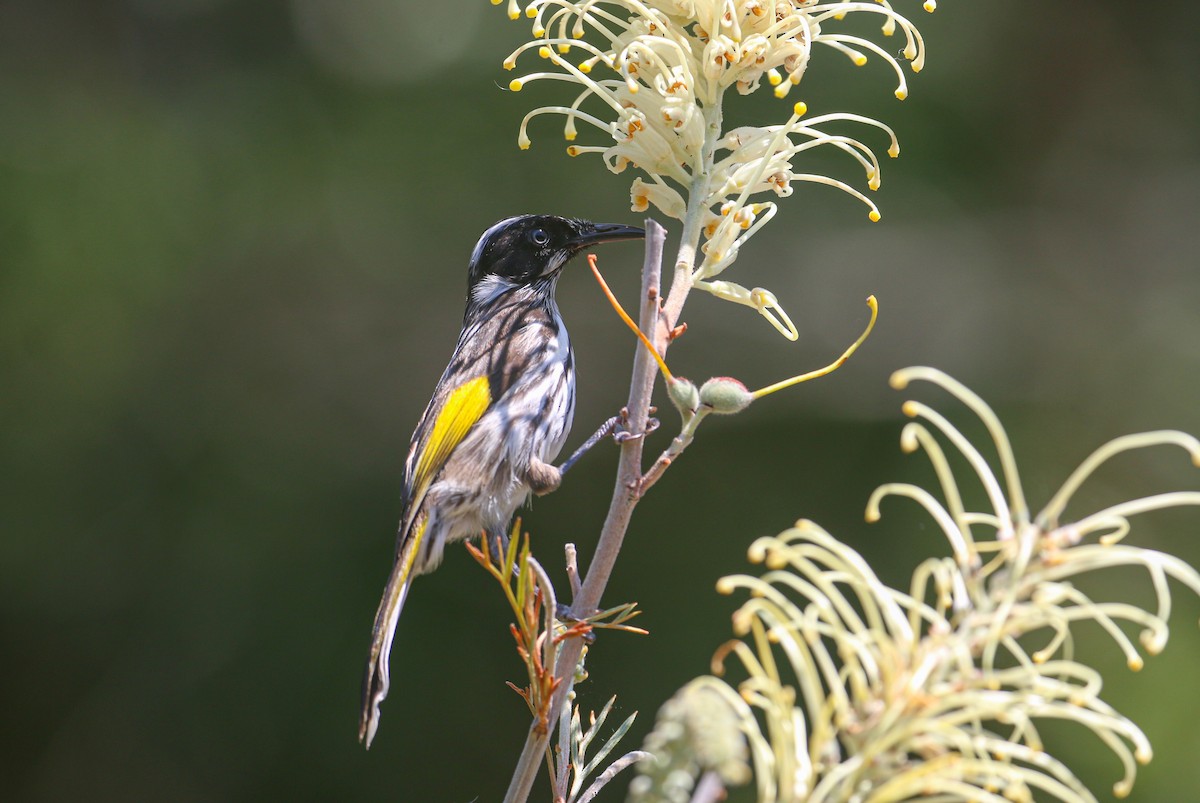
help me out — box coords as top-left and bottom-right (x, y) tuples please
(412, 375), (491, 492)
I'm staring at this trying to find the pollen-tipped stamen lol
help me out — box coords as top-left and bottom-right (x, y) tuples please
(750, 295), (878, 399)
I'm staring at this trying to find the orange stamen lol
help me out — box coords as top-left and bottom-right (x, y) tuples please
(587, 254), (674, 382)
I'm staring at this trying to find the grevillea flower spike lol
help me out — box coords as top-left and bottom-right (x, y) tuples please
(689, 369), (1200, 802)
(497, 0), (938, 337)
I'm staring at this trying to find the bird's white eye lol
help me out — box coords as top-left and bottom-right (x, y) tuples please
(530, 228), (550, 246)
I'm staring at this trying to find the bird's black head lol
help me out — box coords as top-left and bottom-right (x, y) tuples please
(466, 215), (644, 296)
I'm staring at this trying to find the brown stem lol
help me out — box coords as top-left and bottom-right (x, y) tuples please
(571, 220), (668, 615)
(637, 449), (677, 497)
(564, 543), (582, 599)
(503, 219), (668, 803)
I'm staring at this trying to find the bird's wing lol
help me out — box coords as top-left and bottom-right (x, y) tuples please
(399, 374), (492, 547)
(412, 375), (491, 489)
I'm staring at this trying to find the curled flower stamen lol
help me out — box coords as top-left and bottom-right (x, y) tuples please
(867, 482), (975, 568)
(814, 33), (911, 97)
(1039, 430), (1200, 529)
(809, 3), (927, 72)
(693, 278), (799, 340)
(518, 105), (615, 149)
(892, 366), (1030, 524)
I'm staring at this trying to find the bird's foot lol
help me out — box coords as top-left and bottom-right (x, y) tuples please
(557, 408), (660, 478)
(612, 406), (659, 443)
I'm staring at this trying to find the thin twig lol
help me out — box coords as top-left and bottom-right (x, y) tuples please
(572, 219), (667, 613)
(565, 543), (582, 599)
(503, 220), (667, 803)
(554, 695), (572, 800)
(638, 446), (680, 497)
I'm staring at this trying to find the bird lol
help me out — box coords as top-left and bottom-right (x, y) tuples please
(359, 214), (645, 748)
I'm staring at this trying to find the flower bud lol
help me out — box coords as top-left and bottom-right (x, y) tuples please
(698, 377), (753, 415)
(667, 377), (699, 416)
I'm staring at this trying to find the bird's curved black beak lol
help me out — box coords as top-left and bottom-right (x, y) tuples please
(567, 222), (645, 251)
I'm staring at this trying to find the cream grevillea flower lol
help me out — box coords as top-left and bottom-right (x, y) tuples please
(694, 367), (1200, 802)
(496, 0), (936, 338)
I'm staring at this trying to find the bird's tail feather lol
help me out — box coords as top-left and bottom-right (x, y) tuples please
(359, 517), (426, 748)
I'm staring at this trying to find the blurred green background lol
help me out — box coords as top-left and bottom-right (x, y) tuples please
(3, 1), (1199, 800)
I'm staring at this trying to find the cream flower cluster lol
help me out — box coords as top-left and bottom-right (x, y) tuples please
(702, 368), (1200, 802)
(498, 0), (935, 337)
